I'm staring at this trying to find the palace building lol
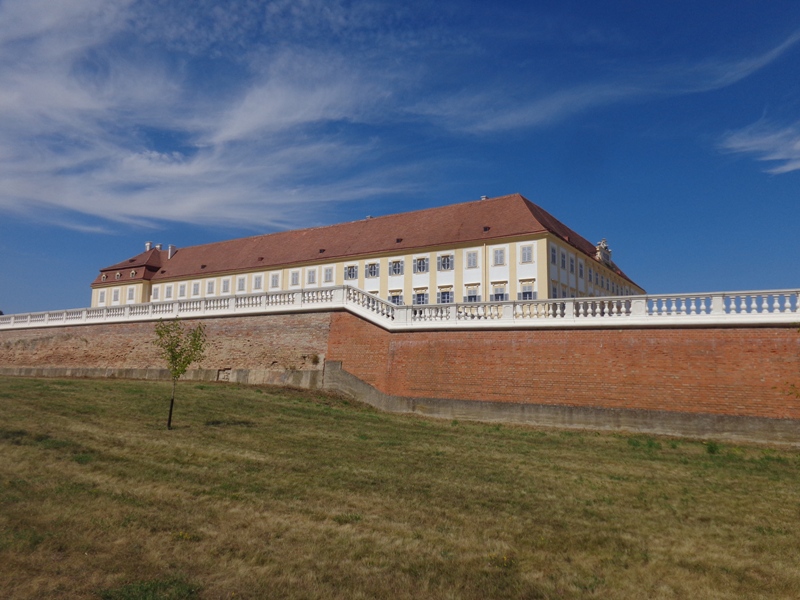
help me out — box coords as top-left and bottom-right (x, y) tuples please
(90, 193), (644, 307)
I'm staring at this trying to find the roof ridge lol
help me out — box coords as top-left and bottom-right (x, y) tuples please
(168, 193), (526, 253)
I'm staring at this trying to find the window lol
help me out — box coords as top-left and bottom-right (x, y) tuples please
(521, 245), (533, 263)
(290, 271), (300, 286)
(437, 255), (453, 271)
(112, 289), (120, 303)
(151, 287), (160, 301)
(413, 257), (429, 273)
(324, 267), (334, 283)
(579, 263), (584, 279)
(270, 274), (280, 288)
(437, 290), (454, 304)
(253, 275), (263, 290)
(222, 279), (230, 294)
(595, 271), (599, 285)
(389, 294), (403, 305)
(192, 282), (200, 296)
(115, 272), (121, 280)
(206, 280), (215, 295)
(365, 263), (379, 278)
(127, 287), (135, 302)
(550, 246), (557, 265)
(466, 251), (478, 269)
(98, 290), (106, 304)
(165, 285), (173, 299)
(518, 284), (536, 301)
(307, 270), (316, 285)
(561, 285), (568, 298)
(493, 248), (505, 266)
(236, 277), (246, 292)
(569, 257), (575, 274)
(178, 284), (187, 298)
(465, 288), (481, 303)
(552, 284), (558, 298)
(390, 260), (404, 275)
(344, 265), (358, 280)
(412, 292), (429, 305)
(490, 286), (508, 302)
(560, 252), (566, 270)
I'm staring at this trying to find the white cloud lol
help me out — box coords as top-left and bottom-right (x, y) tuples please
(415, 29), (800, 134)
(0, 0), (798, 233)
(719, 119), (800, 174)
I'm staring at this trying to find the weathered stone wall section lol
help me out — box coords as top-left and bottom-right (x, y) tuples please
(326, 312), (800, 421)
(0, 313), (331, 387)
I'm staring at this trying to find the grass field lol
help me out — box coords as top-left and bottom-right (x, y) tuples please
(1, 376), (799, 599)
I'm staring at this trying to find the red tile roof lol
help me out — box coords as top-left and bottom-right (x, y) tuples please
(92, 194), (641, 287)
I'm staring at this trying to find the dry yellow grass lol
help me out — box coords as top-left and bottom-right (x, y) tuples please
(1, 376), (799, 599)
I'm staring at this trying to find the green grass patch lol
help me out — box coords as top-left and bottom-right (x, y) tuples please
(0, 376), (799, 599)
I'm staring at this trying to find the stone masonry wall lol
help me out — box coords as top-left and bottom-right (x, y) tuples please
(0, 313), (331, 386)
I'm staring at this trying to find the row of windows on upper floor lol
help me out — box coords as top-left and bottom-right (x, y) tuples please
(99, 247), (539, 303)
(548, 245), (633, 295)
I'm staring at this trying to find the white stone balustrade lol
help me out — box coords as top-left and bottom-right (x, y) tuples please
(1, 287), (798, 332)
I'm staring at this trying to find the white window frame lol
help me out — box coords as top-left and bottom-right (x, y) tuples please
(389, 260), (404, 276)
(290, 271), (300, 286)
(98, 290), (106, 305)
(323, 267), (334, 283)
(344, 265), (358, 280)
(466, 251), (478, 269)
(437, 255), (454, 271)
(493, 248), (505, 266)
(191, 282), (201, 297)
(270, 273), (280, 289)
(222, 278), (231, 294)
(206, 280), (215, 295)
(253, 275), (263, 291)
(112, 289), (120, 304)
(151, 287), (159, 301)
(307, 269), (316, 285)
(365, 263), (380, 278)
(127, 287), (135, 303)
(413, 257), (429, 274)
(520, 245), (533, 264)
(236, 276), (246, 293)
(165, 285), (173, 300)
(178, 284), (187, 298)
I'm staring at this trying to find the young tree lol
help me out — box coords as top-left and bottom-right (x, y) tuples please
(153, 319), (207, 430)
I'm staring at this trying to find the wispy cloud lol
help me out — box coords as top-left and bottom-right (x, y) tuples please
(415, 29), (800, 133)
(0, 0), (798, 234)
(719, 119), (800, 174)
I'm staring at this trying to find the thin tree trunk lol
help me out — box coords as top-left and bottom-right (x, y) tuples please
(167, 378), (176, 430)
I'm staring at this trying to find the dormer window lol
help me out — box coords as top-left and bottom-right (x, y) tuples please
(130, 270), (136, 277)
(101, 274), (107, 281)
(115, 272), (121, 280)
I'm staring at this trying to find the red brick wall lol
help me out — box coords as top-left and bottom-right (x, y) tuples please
(327, 313), (800, 420)
(3, 311), (799, 421)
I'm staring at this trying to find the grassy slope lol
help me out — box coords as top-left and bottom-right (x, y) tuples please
(0, 376), (799, 599)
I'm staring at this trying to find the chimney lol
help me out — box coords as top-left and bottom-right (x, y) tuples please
(155, 244), (162, 251)
(168, 244), (176, 259)
(145, 241), (152, 251)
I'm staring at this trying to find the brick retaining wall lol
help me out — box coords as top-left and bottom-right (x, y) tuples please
(2, 310), (799, 441)
(326, 312), (800, 421)
(0, 313), (331, 386)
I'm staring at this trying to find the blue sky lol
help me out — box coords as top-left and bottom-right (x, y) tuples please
(1, 0), (799, 314)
